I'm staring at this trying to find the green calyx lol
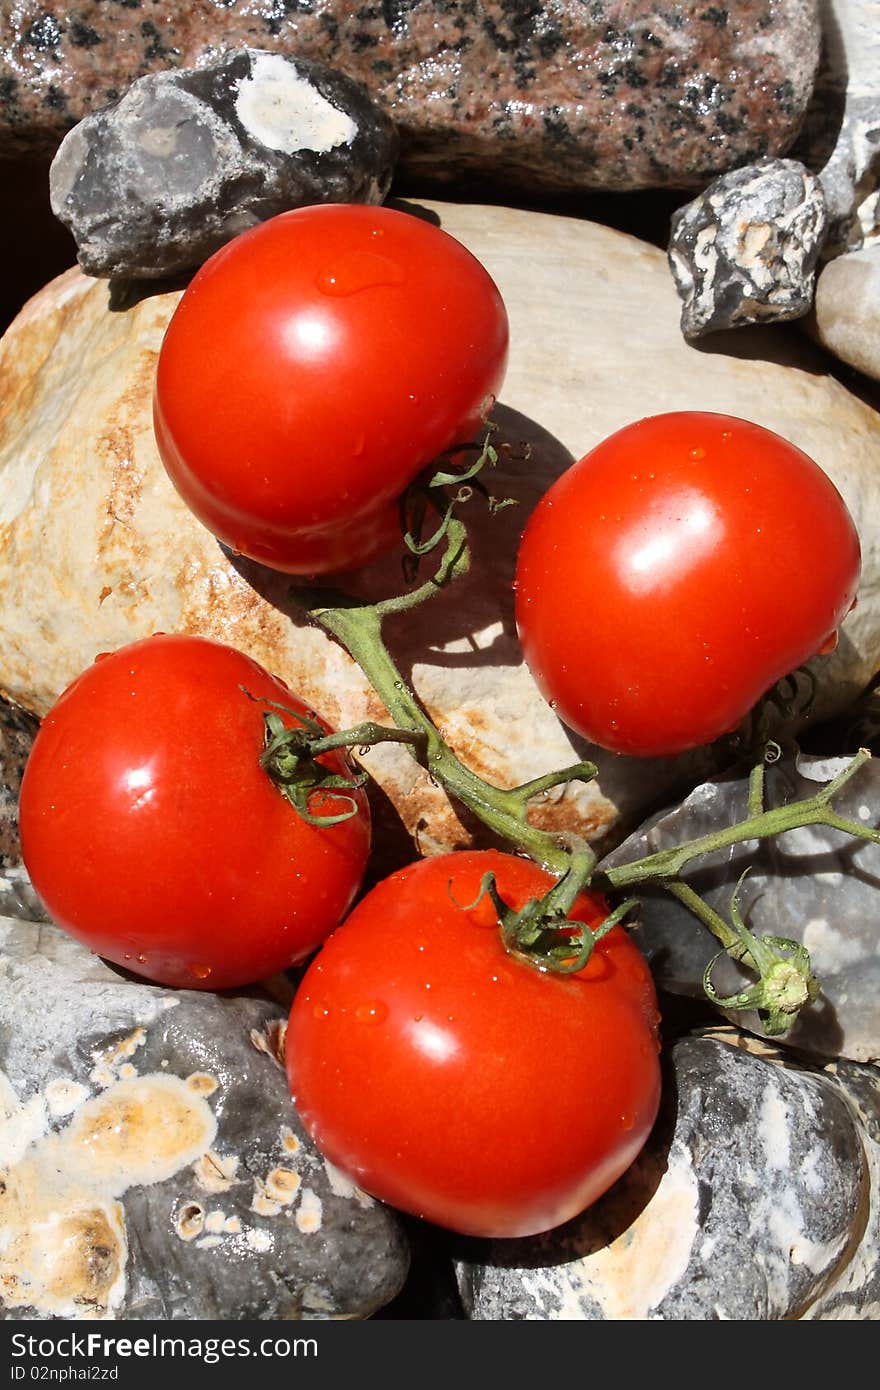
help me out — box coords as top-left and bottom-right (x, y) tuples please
(259, 707), (368, 826)
(702, 873), (820, 1036)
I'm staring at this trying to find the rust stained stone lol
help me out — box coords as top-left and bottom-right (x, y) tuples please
(1, 1), (821, 192)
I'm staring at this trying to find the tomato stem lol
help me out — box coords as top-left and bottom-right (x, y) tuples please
(302, 594), (595, 878)
(599, 748), (878, 892)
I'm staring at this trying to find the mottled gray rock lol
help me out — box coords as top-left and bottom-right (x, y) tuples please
(600, 752), (880, 1062)
(805, 1059), (880, 1318)
(0, 698), (44, 922)
(668, 158), (828, 338)
(813, 243), (880, 383)
(49, 48), (398, 280)
(456, 1034), (867, 1320)
(792, 0), (880, 257)
(2, 2), (819, 196)
(0, 918), (409, 1320)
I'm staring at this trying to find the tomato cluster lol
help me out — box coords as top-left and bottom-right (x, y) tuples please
(19, 205), (862, 1240)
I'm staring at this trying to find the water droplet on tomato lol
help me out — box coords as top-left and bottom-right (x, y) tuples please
(94, 652), (111, 663)
(355, 1001), (388, 1025)
(620, 1113), (635, 1132)
(187, 963), (212, 981)
(123, 953), (133, 961)
(316, 251), (405, 297)
(136, 954), (147, 965)
(312, 1001), (331, 1020)
(816, 630), (839, 655)
(689, 447), (706, 460)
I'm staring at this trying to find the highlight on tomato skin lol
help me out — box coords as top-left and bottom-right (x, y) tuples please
(18, 634), (371, 991)
(514, 411), (863, 758)
(153, 202), (510, 576)
(285, 850), (662, 1239)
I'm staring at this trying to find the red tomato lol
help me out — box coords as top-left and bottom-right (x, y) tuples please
(515, 412), (861, 757)
(19, 635), (370, 990)
(153, 204), (509, 574)
(285, 850), (661, 1238)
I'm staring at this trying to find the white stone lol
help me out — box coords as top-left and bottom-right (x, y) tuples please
(813, 242), (880, 382)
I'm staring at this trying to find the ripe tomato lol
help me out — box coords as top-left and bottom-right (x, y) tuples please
(515, 412), (861, 757)
(285, 850), (661, 1238)
(19, 635), (370, 990)
(153, 203), (509, 574)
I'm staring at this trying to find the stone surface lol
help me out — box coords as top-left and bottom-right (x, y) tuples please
(2, 202), (880, 869)
(1, 2), (820, 195)
(813, 243), (880, 383)
(455, 1033), (868, 1320)
(0, 917), (409, 1320)
(668, 158), (828, 338)
(601, 752), (880, 1063)
(49, 48), (398, 280)
(792, 0), (880, 257)
(805, 1058), (880, 1318)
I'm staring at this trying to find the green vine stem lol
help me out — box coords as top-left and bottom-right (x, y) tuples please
(270, 451), (879, 1029)
(596, 748), (879, 893)
(302, 585), (599, 883)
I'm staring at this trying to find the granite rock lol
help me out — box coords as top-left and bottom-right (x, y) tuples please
(49, 48), (398, 280)
(668, 158), (828, 338)
(455, 1034), (868, 1320)
(600, 752), (880, 1063)
(1, 2), (820, 195)
(0, 917), (409, 1320)
(792, 0), (880, 257)
(813, 243), (880, 383)
(2, 203), (880, 868)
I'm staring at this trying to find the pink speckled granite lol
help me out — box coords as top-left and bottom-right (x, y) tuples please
(0, 1), (820, 193)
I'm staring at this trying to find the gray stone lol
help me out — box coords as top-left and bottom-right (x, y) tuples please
(813, 243), (880, 383)
(456, 1034), (867, 1320)
(0, 918), (409, 1320)
(600, 752), (880, 1063)
(805, 1059), (880, 1318)
(0, 697), (44, 923)
(668, 158), (828, 338)
(3, 2), (819, 196)
(49, 48), (398, 280)
(792, 0), (880, 257)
